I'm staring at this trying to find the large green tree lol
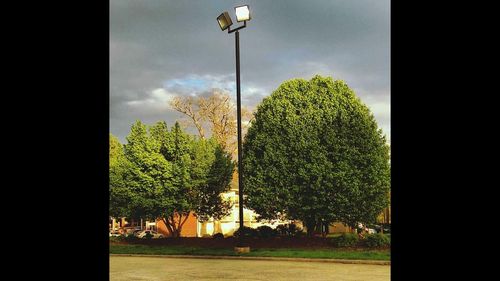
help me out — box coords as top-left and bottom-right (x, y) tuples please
(242, 75), (390, 236)
(193, 144), (235, 222)
(109, 133), (134, 218)
(109, 134), (124, 167)
(109, 121), (234, 237)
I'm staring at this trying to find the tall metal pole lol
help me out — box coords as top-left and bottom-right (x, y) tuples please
(235, 30), (244, 245)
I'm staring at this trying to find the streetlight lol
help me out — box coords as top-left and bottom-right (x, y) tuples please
(217, 5), (251, 253)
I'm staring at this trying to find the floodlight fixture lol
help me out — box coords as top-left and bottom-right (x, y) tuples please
(235, 5), (251, 22)
(217, 11), (233, 31)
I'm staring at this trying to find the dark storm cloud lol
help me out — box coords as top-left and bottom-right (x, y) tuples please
(110, 0), (390, 143)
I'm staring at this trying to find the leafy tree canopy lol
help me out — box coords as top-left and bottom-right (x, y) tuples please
(109, 121), (234, 237)
(242, 75), (390, 235)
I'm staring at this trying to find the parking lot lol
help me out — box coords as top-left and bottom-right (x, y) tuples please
(110, 256), (390, 281)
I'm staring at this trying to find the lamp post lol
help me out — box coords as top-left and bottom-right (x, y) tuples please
(217, 5), (251, 252)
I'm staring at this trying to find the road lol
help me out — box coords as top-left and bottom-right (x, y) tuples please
(110, 256), (390, 281)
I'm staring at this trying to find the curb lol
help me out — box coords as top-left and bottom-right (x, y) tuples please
(110, 254), (390, 265)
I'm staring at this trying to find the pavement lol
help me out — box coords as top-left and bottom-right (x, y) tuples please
(110, 256), (391, 281)
(110, 254), (390, 265)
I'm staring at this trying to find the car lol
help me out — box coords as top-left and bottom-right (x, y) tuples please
(135, 230), (165, 239)
(380, 224), (391, 234)
(109, 230), (121, 237)
(356, 223), (376, 234)
(367, 224), (391, 234)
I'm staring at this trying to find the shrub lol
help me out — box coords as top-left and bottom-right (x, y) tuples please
(364, 233), (390, 248)
(294, 230), (306, 237)
(331, 233), (359, 247)
(381, 223), (391, 234)
(109, 236), (122, 243)
(233, 226), (259, 238)
(257, 226), (277, 238)
(276, 224), (303, 237)
(276, 224), (287, 236)
(144, 232), (153, 239)
(213, 233), (224, 239)
(290, 224), (303, 235)
(124, 234), (139, 242)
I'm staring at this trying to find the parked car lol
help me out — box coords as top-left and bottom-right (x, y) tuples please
(357, 223), (376, 234)
(135, 230), (164, 239)
(109, 230), (121, 237)
(380, 224), (391, 234)
(367, 224), (391, 234)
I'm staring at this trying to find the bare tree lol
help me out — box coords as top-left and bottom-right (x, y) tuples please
(199, 91), (237, 152)
(169, 89), (254, 157)
(170, 96), (206, 139)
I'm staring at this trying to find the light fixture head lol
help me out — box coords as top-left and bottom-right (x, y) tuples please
(235, 5), (251, 22)
(217, 11), (233, 31)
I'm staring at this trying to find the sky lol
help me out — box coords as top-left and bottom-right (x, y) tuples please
(110, 0), (390, 144)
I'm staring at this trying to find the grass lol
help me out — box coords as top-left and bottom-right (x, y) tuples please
(110, 244), (390, 261)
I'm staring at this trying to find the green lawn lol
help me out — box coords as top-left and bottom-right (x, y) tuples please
(110, 244), (390, 261)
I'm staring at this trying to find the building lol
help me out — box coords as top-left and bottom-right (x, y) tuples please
(328, 222), (355, 233)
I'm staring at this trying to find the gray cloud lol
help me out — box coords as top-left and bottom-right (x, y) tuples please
(110, 0), (390, 143)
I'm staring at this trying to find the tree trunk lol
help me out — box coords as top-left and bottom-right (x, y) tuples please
(305, 220), (316, 237)
(176, 212), (190, 238)
(162, 218), (175, 238)
(321, 222), (328, 238)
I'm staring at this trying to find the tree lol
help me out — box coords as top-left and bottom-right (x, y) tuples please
(109, 121), (234, 237)
(170, 96), (206, 139)
(158, 121), (193, 237)
(169, 89), (253, 156)
(198, 92), (237, 152)
(242, 75), (390, 236)
(109, 134), (124, 168)
(109, 133), (134, 219)
(193, 144), (235, 222)
(121, 121), (175, 224)
(189, 136), (235, 235)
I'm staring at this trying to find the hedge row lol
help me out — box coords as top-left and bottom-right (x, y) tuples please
(232, 225), (305, 238)
(330, 233), (391, 248)
(110, 229), (391, 248)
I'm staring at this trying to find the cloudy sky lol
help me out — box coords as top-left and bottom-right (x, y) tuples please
(110, 0), (390, 144)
